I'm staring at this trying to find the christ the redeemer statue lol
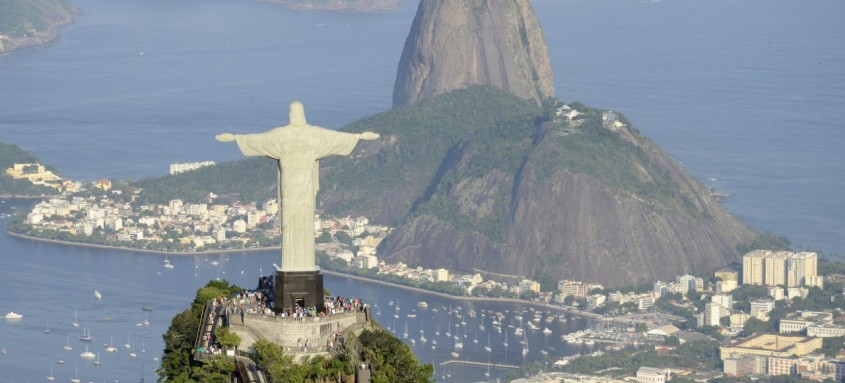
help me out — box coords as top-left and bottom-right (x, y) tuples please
(215, 101), (379, 271)
(216, 102), (379, 275)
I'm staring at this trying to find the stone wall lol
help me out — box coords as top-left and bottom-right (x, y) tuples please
(232, 310), (367, 356)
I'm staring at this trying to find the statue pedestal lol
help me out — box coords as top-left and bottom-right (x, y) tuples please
(273, 270), (325, 314)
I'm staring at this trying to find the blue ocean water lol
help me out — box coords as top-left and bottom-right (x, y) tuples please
(0, 0), (843, 381)
(0, 0), (842, 254)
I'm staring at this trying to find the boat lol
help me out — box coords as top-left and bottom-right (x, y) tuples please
(71, 366), (80, 383)
(484, 334), (492, 352)
(129, 342), (137, 358)
(63, 336), (72, 351)
(142, 312), (150, 326)
(94, 289), (102, 300)
(403, 322), (409, 340)
(105, 335), (117, 353)
(143, 306), (154, 312)
(543, 327), (553, 334)
(44, 321), (51, 334)
(4, 311), (22, 319)
(416, 301), (428, 308)
(78, 328), (92, 342)
(72, 310), (79, 328)
(503, 331), (509, 348)
(93, 352), (101, 366)
(81, 345), (95, 359)
(47, 365), (56, 381)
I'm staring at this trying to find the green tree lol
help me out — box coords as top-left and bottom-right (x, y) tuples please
(214, 326), (241, 352)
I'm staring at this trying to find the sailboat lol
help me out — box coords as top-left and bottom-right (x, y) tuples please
(473, 330), (479, 344)
(72, 310), (79, 328)
(402, 322), (409, 340)
(93, 352), (101, 366)
(78, 328), (92, 342)
(164, 254), (174, 269)
(129, 342), (137, 358)
(434, 324), (440, 337)
(484, 333), (492, 352)
(142, 311), (150, 326)
(521, 332), (529, 356)
(47, 365), (56, 381)
(70, 366), (80, 383)
(124, 333), (131, 349)
(105, 335), (117, 352)
(63, 336), (73, 351)
(94, 289), (102, 300)
(44, 320), (51, 334)
(81, 344), (95, 359)
(503, 330), (509, 348)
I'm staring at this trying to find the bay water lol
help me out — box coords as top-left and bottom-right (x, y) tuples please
(0, 0), (844, 381)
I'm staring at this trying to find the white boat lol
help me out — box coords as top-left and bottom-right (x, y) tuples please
(416, 301), (428, 308)
(105, 335), (117, 352)
(72, 310), (79, 328)
(484, 334), (492, 352)
(4, 311), (22, 319)
(81, 345), (95, 359)
(71, 366), (80, 383)
(164, 257), (175, 269)
(47, 365), (56, 381)
(63, 336), (72, 351)
(403, 322), (409, 340)
(93, 352), (101, 366)
(44, 321), (51, 334)
(94, 289), (102, 299)
(129, 342), (137, 358)
(543, 327), (553, 334)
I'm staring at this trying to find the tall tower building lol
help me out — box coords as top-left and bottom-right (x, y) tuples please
(742, 250), (768, 285)
(787, 252), (818, 287)
(765, 251), (790, 286)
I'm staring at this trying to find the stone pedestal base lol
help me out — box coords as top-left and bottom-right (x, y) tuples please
(273, 270), (325, 314)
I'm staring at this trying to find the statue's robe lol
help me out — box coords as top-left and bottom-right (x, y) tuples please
(233, 125), (361, 271)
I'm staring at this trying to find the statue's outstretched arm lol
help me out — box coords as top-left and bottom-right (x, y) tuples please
(359, 132), (380, 140)
(216, 133), (236, 142)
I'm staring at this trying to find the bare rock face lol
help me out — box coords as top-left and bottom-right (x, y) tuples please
(393, 0), (555, 108)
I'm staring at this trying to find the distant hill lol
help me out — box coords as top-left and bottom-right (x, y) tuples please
(133, 86), (755, 287)
(0, 141), (57, 196)
(258, 0), (399, 12)
(0, 0), (78, 54)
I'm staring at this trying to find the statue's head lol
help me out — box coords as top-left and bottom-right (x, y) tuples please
(289, 101), (307, 127)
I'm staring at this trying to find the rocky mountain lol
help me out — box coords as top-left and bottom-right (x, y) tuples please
(393, 0), (554, 108)
(0, 0), (77, 55)
(319, 87), (755, 287)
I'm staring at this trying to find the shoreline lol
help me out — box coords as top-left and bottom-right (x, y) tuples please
(321, 269), (603, 319)
(4, 229), (597, 317)
(4, 230), (280, 256)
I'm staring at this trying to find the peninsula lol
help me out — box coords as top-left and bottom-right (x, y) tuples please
(0, 0), (78, 55)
